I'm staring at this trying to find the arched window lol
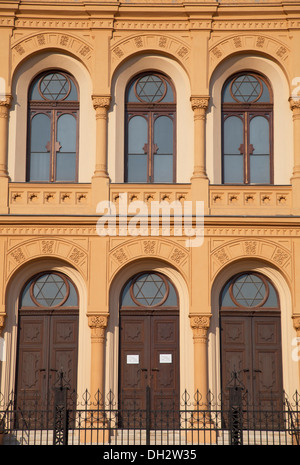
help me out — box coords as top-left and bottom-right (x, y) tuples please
(222, 72), (273, 184)
(220, 272), (279, 309)
(27, 70), (79, 182)
(125, 72), (176, 183)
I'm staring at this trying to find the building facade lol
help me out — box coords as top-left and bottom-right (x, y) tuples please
(0, 0), (300, 427)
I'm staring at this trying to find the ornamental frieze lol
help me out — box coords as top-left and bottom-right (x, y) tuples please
(6, 237), (88, 281)
(12, 32), (94, 73)
(209, 34), (290, 73)
(210, 238), (292, 281)
(109, 237), (189, 283)
(111, 34), (191, 71)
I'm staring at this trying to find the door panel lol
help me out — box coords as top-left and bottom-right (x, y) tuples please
(253, 317), (283, 411)
(16, 312), (79, 417)
(119, 311), (179, 428)
(220, 313), (283, 428)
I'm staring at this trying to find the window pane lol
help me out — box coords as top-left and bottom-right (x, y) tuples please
(56, 114), (77, 181)
(154, 116), (173, 154)
(223, 116), (244, 183)
(223, 155), (244, 183)
(29, 113), (51, 181)
(128, 116), (147, 154)
(250, 155), (270, 183)
(153, 155), (173, 182)
(127, 116), (148, 182)
(250, 116), (270, 183)
(127, 155), (148, 182)
(250, 116), (270, 154)
(224, 116), (243, 154)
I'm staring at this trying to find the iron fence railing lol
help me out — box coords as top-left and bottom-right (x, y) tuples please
(0, 388), (299, 446)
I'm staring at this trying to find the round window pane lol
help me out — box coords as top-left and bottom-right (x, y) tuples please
(130, 273), (169, 307)
(39, 72), (71, 101)
(230, 273), (268, 308)
(31, 272), (69, 307)
(230, 74), (263, 103)
(135, 75), (167, 103)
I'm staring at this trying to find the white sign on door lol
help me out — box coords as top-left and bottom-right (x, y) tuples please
(127, 354), (139, 364)
(159, 354), (172, 364)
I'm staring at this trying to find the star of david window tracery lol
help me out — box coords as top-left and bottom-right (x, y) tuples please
(21, 272), (78, 309)
(121, 272), (178, 309)
(221, 272), (279, 310)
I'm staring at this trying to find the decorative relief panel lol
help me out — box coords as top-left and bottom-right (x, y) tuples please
(12, 32), (94, 72)
(6, 238), (88, 281)
(109, 238), (189, 282)
(111, 34), (191, 71)
(210, 238), (292, 281)
(209, 34), (290, 72)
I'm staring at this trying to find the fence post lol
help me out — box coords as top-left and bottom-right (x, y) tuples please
(53, 370), (69, 446)
(229, 385), (243, 445)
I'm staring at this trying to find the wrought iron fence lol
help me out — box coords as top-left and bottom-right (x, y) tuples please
(0, 387), (299, 446)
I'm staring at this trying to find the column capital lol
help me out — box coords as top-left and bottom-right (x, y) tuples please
(292, 314), (300, 332)
(88, 313), (109, 342)
(189, 314), (212, 343)
(0, 95), (12, 119)
(289, 98), (300, 120)
(0, 314), (6, 336)
(92, 95), (111, 111)
(190, 96), (210, 112)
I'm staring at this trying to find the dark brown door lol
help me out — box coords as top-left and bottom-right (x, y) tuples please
(119, 309), (180, 428)
(15, 311), (79, 414)
(220, 312), (283, 427)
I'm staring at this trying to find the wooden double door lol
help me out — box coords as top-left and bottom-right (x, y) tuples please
(220, 311), (283, 424)
(15, 310), (79, 415)
(119, 309), (180, 428)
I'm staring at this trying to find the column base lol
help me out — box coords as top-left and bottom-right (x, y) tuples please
(190, 175), (209, 215)
(91, 175), (110, 211)
(291, 176), (300, 214)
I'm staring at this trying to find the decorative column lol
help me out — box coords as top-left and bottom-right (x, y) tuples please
(190, 96), (210, 179)
(189, 314), (211, 400)
(0, 95), (12, 177)
(92, 95), (111, 178)
(88, 313), (109, 398)
(289, 98), (300, 180)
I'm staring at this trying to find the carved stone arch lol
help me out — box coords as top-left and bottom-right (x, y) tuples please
(6, 237), (88, 283)
(111, 33), (191, 75)
(210, 238), (292, 284)
(11, 31), (94, 76)
(209, 34), (291, 81)
(108, 238), (190, 284)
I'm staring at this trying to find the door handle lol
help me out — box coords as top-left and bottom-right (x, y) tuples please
(152, 368), (159, 372)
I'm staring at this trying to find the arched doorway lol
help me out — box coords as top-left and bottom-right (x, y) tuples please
(15, 271), (79, 414)
(220, 271), (283, 426)
(119, 271), (180, 427)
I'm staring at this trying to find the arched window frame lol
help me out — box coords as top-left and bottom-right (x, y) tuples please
(26, 70), (80, 183)
(221, 71), (274, 185)
(124, 71), (176, 183)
